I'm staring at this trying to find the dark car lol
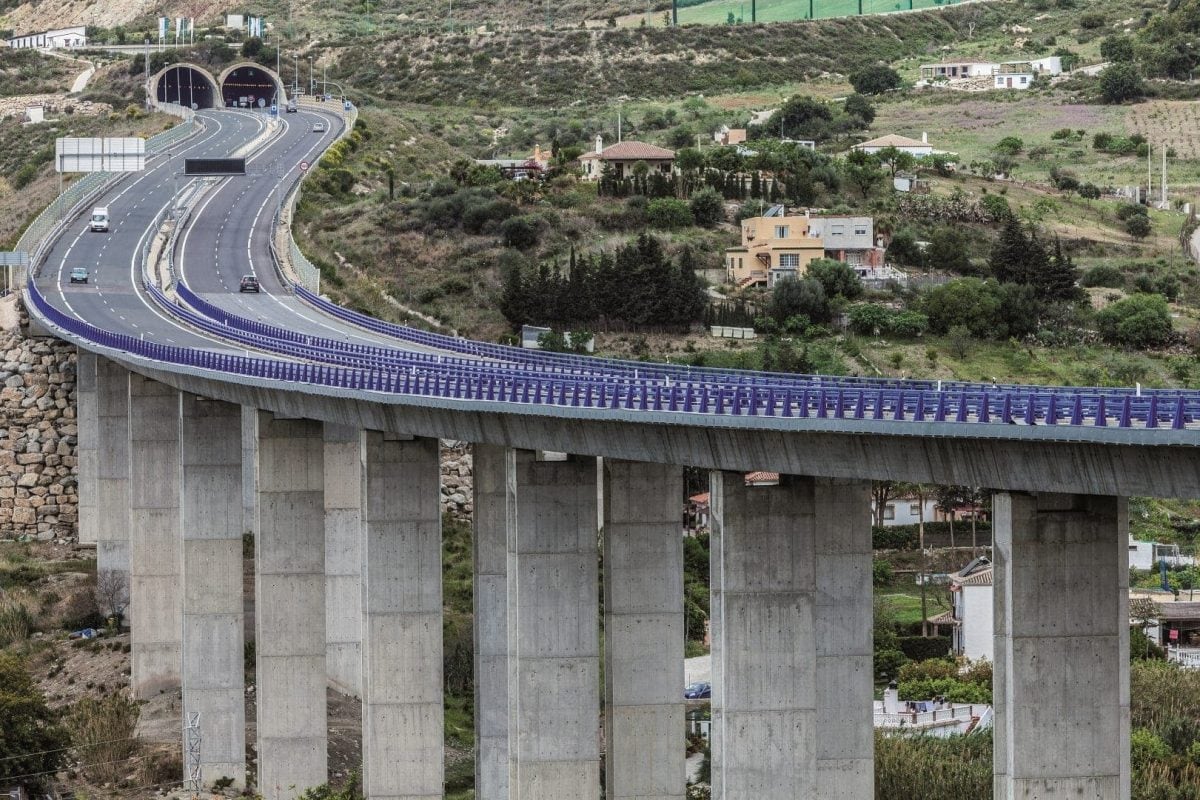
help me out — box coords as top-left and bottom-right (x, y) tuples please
(239, 275), (260, 293)
(684, 681), (711, 699)
(69, 267), (88, 284)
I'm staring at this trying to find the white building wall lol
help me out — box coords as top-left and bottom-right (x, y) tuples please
(960, 584), (993, 663)
(872, 497), (938, 527)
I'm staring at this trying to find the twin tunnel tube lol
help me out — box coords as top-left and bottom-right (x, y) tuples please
(152, 62), (288, 110)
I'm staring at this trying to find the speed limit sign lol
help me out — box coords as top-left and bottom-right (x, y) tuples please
(300, 160), (310, 172)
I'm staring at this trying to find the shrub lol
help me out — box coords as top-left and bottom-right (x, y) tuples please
(1100, 63), (1145, 104)
(897, 636), (954, 664)
(66, 694), (140, 785)
(688, 187), (725, 227)
(806, 257), (863, 300)
(1079, 12), (1106, 28)
(1095, 293), (1174, 348)
(499, 215), (540, 249)
(1080, 264), (1125, 288)
(0, 655), (69, 788)
(872, 559), (893, 587)
(646, 197), (694, 229)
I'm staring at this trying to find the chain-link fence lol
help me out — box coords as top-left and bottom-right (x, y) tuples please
(676, 0), (973, 25)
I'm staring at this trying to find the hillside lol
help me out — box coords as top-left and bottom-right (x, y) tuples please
(0, 0), (656, 36)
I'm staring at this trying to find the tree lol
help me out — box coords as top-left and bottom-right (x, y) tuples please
(689, 188), (725, 227)
(1100, 34), (1136, 63)
(989, 217), (1034, 284)
(843, 150), (884, 198)
(0, 655), (69, 787)
(875, 145), (915, 177)
(1100, 63), (1145, 104)
(500, 215), (540, 249)
(920, 278), (1003, 338)
(769, 277), (829, 324)
(872, 481), (899, 527)
(241, 36), (264, 59)
(1037, 237), (1083, 303)
(767, 95), (835, 142)
(843, 93), (876, 127)
(95, 569), (129, 627)
(994, 136), (1024, 156)
(1095, 293), (1174, 348)
(926, 227), (972, 274)
(806, 258), (863, 300)
(850, 64), (902, 95)
(886, 230), (924, 267)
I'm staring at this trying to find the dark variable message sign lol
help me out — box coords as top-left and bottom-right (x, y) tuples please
(184, 158), (246, 176)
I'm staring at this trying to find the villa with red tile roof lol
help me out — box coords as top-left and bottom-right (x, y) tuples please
(579, 135), (675, 181)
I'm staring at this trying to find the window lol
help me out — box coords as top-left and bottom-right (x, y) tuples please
(778, 253), (800, 268)
(883, 505), (895, 520)
(738, 258), (743, 269)
(854, 226), (867, 236)
(774, 225), (789, 239)
(910, 502), (921, 516)
(831, 224), (845, 235)
(1020, 76), (1028, 84)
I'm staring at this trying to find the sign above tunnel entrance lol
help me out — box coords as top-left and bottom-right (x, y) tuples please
(55, 137), (145, 172)
(184, 158), (246, 176)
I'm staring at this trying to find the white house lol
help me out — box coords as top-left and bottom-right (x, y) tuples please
(852, 133), (934, 158)
(6, 26), (87, 49)
(993, 56), (1063, 90)
(872, 494), (939, 526)
(927, 557), (994, 663)
(1128, 536), (1195, 571)
(919, 60), (998, 81)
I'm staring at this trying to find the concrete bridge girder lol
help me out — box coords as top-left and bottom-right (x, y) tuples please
(150, 63), (219, 109)
(217, 61), (287, 109)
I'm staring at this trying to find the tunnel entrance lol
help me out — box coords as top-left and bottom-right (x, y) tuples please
(155, 65), (217, 109)
(220, 64), (283, 109)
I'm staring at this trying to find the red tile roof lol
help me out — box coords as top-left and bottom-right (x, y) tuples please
(744, 471), (780, 484)
(581, 141), (676, 161)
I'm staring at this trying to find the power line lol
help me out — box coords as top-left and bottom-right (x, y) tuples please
(0, 752), (159, 784)
(0, 736), (145, 764)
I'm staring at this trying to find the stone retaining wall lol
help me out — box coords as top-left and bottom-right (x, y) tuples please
(0, 330), (78, 541)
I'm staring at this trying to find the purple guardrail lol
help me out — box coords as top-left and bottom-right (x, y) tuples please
(33, 281), (1200, 430)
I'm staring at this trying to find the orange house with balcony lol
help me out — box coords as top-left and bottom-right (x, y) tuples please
(725, 208), (825, 288)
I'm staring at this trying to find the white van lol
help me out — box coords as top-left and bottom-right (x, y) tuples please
(90, 207), (109, 232)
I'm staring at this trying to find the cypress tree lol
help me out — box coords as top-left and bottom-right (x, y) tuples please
(1039, 236), (1082, 303)
(989, 216), (1031, 285)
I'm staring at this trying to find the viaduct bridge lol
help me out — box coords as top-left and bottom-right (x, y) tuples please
(14, 62), (1200, 800)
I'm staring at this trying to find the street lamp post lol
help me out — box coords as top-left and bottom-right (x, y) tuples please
(308, 57), (313, 96)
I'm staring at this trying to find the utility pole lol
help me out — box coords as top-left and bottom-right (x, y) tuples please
(1148, 142), (1153, 204)
(752, 0), (756, 23)
(1162, 146), (1168, 207)
(143, 38), (150, 109)
(672, 0), (677, 26)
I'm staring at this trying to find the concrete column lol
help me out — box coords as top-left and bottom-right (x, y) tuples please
(603, 460), (685, 800)
(360, 433), (443, 799)
(128, 374), (181, 698)
(76, 350), (97, 546)
(509, 451), (600, 800)
(993, 493), (1129, 800)
(254, 412), (327, 800)
(242, 404), (258, 537)
(96, 357), (130, 588)
(473, 444), (513, 800)
(710, 473), (870, 799)
(181, 396), (245, 787)
(324, 424), (363, 697)
(813, 479), (873, 798)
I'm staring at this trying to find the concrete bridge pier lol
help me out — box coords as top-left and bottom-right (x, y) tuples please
(95, 357), (131, 602)
(75, 351), (97, 546)
(508, 451), (601, 800)
(180, 396), (246, 787)
(253, 412), (328, 800)
(472, 443), (514, 800)
(993, 493), (1130, 799)
(128, 375), (182, 699)
(360, 433), (444, 799)
(324, 424), (363, 697)
(603, 460), (686, 800)
(709, 473), (873, 800)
